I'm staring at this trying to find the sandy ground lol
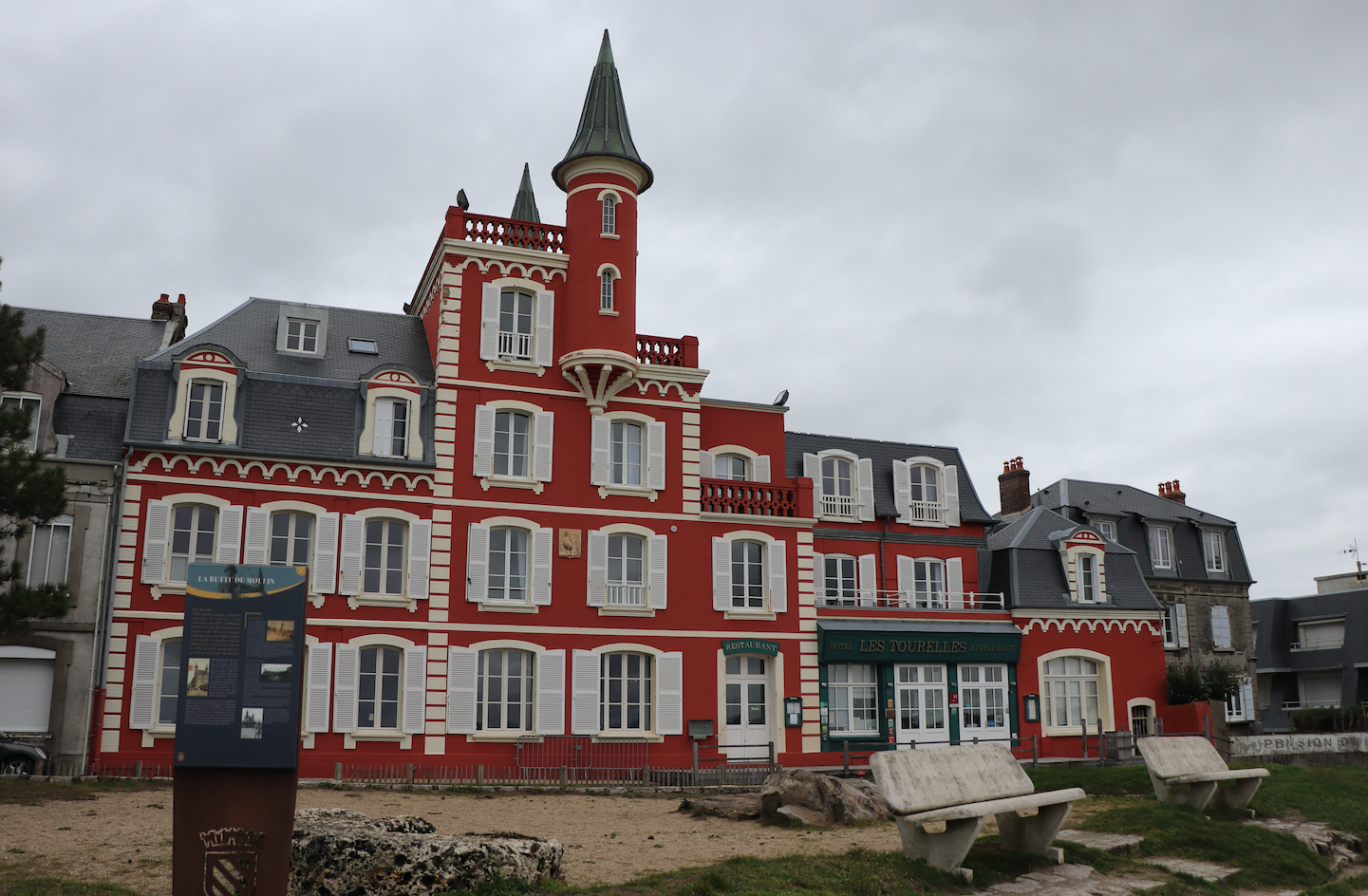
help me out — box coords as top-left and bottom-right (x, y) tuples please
(0, 785), (908, 893)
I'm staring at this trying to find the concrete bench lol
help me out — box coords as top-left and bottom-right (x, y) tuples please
(1136, 736), (1269, 813)
(870, 743), (1085, 880)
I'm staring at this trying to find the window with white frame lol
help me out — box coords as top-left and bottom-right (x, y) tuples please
(714, 454), (748, 481)
(1042, 655), (1102, 729)
(1297, 618), (1345, 650)
(498, 289), (534, 359)
(494, 411), (531, 477)
(157, 638), (181, 727)
(827, 663), (878, 735)
(1211, 605), (1233, 650)
(602, 194), (616, 234)
(893, 456), (959, 528)
(473, 404), (553, 485)
(1225, 673), (1252, 722)
(912, 559), (944, 607)
(269, 512), (312, 566)
(821, 456), (854, 518)
(610, 421), (642, 486)
(588, 528), (667, 611)
(488, 527), (529, 602)
(479, 283), (554, 368)
(477, 649), (534, 732)
(907, 464), (941, 523)
(142, 499), (242, 587)
(699, 449), (771, 483)
(285, 318), (320, 353)
(601, 652), (651, 732)
(821, 554), (857, 606)
(1203, 530), (1226, 573)
(600, 271), (615, 311)
(170, 505), (218, 583)
(712, 535), (786, 614)
(465, 523), (552, 607)
(607, 534), (645, 607)
(1149, 526), (1173, 570)
(130, 633), (184, 731)
(184, 380), (224, 442)
(27, 515), (71, 586)
(1076, 553), (1100, 602)
(729, 540), (765, 610)
(1130, 703), (1152, 736)
(1, 394), (40, 452)
(372, 397), (409, 458)
(363, 520), (406, 597)
(358, 645), (401, 730)
(1094, 520), (1116, 541)
(805, 450), (873, 521)
(591, 416), (665, 492)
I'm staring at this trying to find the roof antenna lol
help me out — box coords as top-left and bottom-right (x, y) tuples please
(1344, 539), (1364, 584)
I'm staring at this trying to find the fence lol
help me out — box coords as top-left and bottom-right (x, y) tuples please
(831, 735), (1041, 774)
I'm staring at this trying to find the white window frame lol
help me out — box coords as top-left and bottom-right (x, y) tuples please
(359, 384), (424, 461)
(601, 192), (618, 235)
(129, 627), (183, 744)
(337, 508), (430, 607)
(1038, 649), (1113, 736)
(1091, 519), (1117, 541)
(333, 634), (425, 746)
(473, 400), (554, 491)
(1127, 697), (1156, 735)
(1, 393), (41, 452)
(815, 552), (858, 606)
(27, 514), (72, 586)
(599, 266), (618, 313)
(1148, 525), (1173, 571)
(243, 500), (340, 599)
(361, 518), (407, 598)
(447, 640), (565, 738)
(893, 456), (960, 528)
(894, 554), (963, 609)
(826, 662), (879, 737)
(141, 493), (241, 590)
(1065, 545), (1106, 604)
(168, 364), (239, 445)
(589, 524), (667, 613)
(591, 412), (665, 497)
(1211, 605), (1233, 650)
(465, 517), (553, 610)
(1225, 673), (1254, 722)
(183, 379), (225, 442)
(712, 531), (786, 617)
(570, 644), (682, 739)
(804, 449), (873, 522)
(285, 318), (320, 354)
(479, 279), (554, 369)
(699, 444), (771, 483)
(1203, 530), (1227, 573)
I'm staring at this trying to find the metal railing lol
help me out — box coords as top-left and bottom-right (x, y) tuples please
(817, 591), (1006, 611)
(906, 500), (943, 523)
(497, 330), (532, 360)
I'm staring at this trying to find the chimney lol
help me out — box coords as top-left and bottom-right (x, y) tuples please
(152, 293), (189, 348)
(1158, 480), (1187, 505)
(999, 456), (1032, 518)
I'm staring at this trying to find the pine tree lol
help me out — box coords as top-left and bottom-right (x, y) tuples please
(0, 257), (71, 634)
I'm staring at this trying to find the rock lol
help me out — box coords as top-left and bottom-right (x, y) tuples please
(1243, 817), (1363, 874)
(682, 793), (762, 820)
(759, 769), (889, 826)
(290, 808), (562, 896)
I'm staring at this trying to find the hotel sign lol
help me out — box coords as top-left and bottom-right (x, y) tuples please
(819, 629), (1020, 663)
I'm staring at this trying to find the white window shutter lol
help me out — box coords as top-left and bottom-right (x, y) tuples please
(647, 421), (666, 491)
(407, 520), (432, 599)
(943, 464), (961, 526)
(313, 512), (339, 595)
(402, 646), (427, 734)
(536, 649), (566, 735)
(1175, 602), (1190, 648)
(698, 450), (715, 479)
(769, 540), (788, 613)
(466, 524), (490, 603)
(897, 555), (915, 605)
(656, 652), (683, 735)
(215, 505), (243, 565)
(338, 515), (364, 596)
(590, 416), (610, 485)
(141, 499), (170, 584)
(857, 554), (877, 607)
(243, 508), (269, 565)
(333, 644), (359, 733)
(586, 529), (607, 607)
(129, 635), (160, 730)
(480, 282), (500, 360)
(856, 458), (874, 521)
(534, 290), (555, 367)
(446, 646), (478, 734)
(648, 534), (668, 610)
(1242, 678), (1255, 718)
(571, 649), (600, 735)
(372, 398), (394, 458)
(947, 556), (964, 608)
(753, 455), (771, 483)
(803, 453), (820, 505)
(812, 552), (825, 600)
(892, 460), (911, 523)
(473, 404), (495, 478)
(712, 537), (731, 612)
(534, 411), (554, 482)
(304, 643), (332, 733)
(531, 527), (553, 606)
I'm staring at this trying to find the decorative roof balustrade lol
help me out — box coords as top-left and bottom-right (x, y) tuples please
(636, 334), (698, 368)
(460, 211), (566, 254)
(700, 480), (798, 517)
(817, 592), (1007, 612)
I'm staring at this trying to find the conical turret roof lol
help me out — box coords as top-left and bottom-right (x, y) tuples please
(552, 30), (653, 192)
(510, 163), (541, 222)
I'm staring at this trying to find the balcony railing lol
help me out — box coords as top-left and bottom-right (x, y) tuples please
(821, 494), (855, 519)
(1292, 638), (1345, 651)
(1282, 700), (1341, 710)
(636, 334), (699, 368)
(461, 212), (566, 254)
(818, 591), (1006, 611)
(907, 500), (944, 524)
(497, 330), (532, 360)
(606, 584), (645, 607)
(700, 480), (799, 517)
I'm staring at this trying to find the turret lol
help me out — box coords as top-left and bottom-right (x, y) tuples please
(554, 30), (651, 363)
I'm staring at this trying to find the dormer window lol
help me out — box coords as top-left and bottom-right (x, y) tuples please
(893, 456), (960, 528)
(286, 319), (319, 353)
(184, 381), (224, 441)
(1079, 554), (1098, 601)
(167, 350), (239, 445)
(372, 398), (409, 458)
(1203, 530), (1226, 573)
(360, 371), (424, 462)
(803, 449), (874, 521)
(1061, 529), (1107, 603)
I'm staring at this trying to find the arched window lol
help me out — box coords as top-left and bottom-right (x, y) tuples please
(1042, 656), (1101, 729)
(269, 512), (313, 566)
(363, 520), (406, 597)
(821, 457), (854, 518)
(600, 271), (615, 311)
(908, 464), (940, 522)
(477, 648), (534, 732)
(498, 289), (535, 359)
(714, 454), (748, 481)
(488, 527), (529, 602)
(493, 410), (531, 478)
(170, 505), (217, 583)
(730, 540), (765, 610)
(610, 421), (642, 485)
(607, 534), (645, 606)
(358, 645), (401, 730)
(602, 195), (616, 234)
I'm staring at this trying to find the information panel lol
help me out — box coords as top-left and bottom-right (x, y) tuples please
(173, 564), (308, 769)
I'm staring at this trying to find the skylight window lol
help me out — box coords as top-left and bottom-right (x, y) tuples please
(348, 338), (378, 354)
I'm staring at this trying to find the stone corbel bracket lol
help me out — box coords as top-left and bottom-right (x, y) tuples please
(559, 349), (640, 415)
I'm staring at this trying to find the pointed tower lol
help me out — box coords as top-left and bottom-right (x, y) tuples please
(510, 163), (541, 223)
(553, 31), (652, 398)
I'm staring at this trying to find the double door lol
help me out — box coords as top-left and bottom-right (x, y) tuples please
(958, 664), (1010, 743)
(894, 663), (1011, 748)
(724, 654), (771, 760)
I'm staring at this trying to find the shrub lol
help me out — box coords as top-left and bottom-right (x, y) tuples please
(1167, 662), (1239, 704)
(1292, 706), (1368, 733)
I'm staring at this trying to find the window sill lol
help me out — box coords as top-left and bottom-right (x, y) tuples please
(344, 731), (412, 750)
(140, 728), (175, 748)
(598, 485), (658, 502)
(816, 515), (860, 524)
(725, 610), (776, 621)
(600, 232), (620, 240)
(468, 731), (539, 742)
(150, 584), (188, 600)
(1041, 726), (1105, 738)
(594, 732), (664, 743)
(599, 606), (655, 617)
(898, 519), (949, 530)
(480, 476), (544, 494)
(477, 601), (539, 614)
(599, 308), (619, 316)
(1213, 647), (1236, 653)
(485, 358), (546, 377)
(347, 595), (418, 613)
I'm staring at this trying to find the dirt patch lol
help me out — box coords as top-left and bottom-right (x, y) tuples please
(0, 785), (906, 891)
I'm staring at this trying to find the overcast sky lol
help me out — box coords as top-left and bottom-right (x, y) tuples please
(3, 1), (1365, 599)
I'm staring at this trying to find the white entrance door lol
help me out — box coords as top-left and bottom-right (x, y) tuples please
(895, 664), (948, 748)
(724, 655), (771, 760)
(958, 664), (1010, 743)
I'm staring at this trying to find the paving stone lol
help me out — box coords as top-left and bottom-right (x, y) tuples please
(1056, 829), (1145, 856)
(1137, 857), (1238, 882)
(1243, 817), (1363, 874)
(972, 864), (1164, 896)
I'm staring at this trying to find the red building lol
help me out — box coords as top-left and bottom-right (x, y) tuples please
(94, 33), (1171, 776)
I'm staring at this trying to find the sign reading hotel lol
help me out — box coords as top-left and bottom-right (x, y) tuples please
(173, 564), (308, 769)
(819, 628), (1021, 664)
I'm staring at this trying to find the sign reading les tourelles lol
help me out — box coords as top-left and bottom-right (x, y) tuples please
(173, 564), (308, 769)
(820, 628), (1021, 663)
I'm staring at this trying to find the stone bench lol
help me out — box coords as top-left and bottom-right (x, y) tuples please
(1136, 735), (1269, 813)
(870, 743), (1085, 880)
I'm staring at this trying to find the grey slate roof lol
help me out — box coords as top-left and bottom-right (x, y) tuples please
(17, 307), (169, 398)
(783, 431), (994, 524)
(986, 506), (1161, 611)
(53, 395), (131, 461)
(1031, 478), (1254, 583)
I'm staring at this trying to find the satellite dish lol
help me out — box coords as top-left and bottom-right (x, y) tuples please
(773, 389), (789, 406)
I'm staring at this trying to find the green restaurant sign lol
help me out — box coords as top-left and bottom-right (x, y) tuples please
(721, 639), (781, 656)
(819, 628), (1020, 663)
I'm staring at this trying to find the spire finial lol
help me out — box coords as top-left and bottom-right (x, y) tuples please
(510, 163), (541, 222)
(552, 30), (653, 192)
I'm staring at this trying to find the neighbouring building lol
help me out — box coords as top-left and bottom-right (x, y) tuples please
(0, 299), (184, 768)
(1002, 460), (1258, 730)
